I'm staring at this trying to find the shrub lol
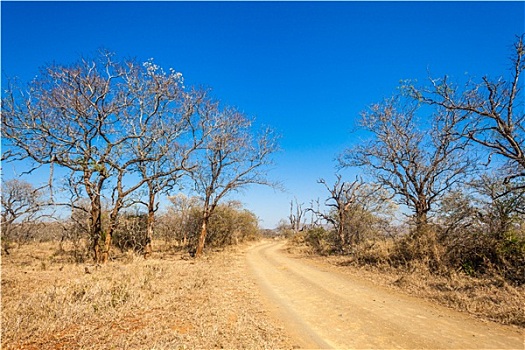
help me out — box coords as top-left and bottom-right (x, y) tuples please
(304, 227), (332, 255)
(113, 214), (149, 253)
(164, 201), (260, 253)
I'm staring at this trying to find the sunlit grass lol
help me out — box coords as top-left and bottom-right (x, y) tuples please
(1, 241), (291, 349)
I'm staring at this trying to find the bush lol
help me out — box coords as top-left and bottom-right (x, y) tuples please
(113, 214), (149, 253)
(441, 227), (525, 284)
(164, 202), (260, 253)
(389, 227), (446, 273)
(206, 205), (259, 247)
(304, 227), (332, 255)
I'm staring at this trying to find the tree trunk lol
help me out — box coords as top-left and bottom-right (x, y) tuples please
(102, 210), (119, 264)
(90, 195), (103, 263)
(338, 225), (346, 251)
(143, 186), (156, 259)
(195, 216), (209, 258)
(414, 210), (428, 238)
(144, 208), (155, 259)
(338, 210), (346, 251)
(101, 226), (113, 264)
(182, 227), (188, 247)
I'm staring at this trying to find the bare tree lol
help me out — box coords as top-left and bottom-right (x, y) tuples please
(309, 175), (392, 251)
(307, 199), (324, 228)
(1, 179), (44, 253)
(288, 198), (306, 232)
(439, 173), (525, 239)
(1, 53), (118, 261)
(189, 100), (279, 257)
(340, 94), (472, 235)
(112, 64), (202, 259)
(474, 174), (525, 237)
(411, 35), (525, 188)
(1, 52), (189, 263)
(135, 93), (201, 258)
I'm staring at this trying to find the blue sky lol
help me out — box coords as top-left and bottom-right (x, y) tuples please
(2, 1), (524, 228)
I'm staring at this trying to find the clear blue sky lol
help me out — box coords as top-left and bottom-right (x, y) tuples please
(2, 1), (524, 228)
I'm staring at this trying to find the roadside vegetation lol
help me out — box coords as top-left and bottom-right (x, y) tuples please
(283, 35), (525, 328)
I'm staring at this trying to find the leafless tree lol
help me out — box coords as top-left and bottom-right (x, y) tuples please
(411, 35), (525, 189)
(134, 101), (195, 257)
(307, 199), (324, 228)
(2, 54), (116, 261)
(113, 66), (203, 259)
(309, 175), (392, 251)
(1, 179), (44, 253)
(437, 189), (479, 238)
(474, 174), (525, 236)
(1, 52), (190, 263)
(340, 94), (472, 236)
(288, 198), (306, 232)
(189, 100), (279, 257)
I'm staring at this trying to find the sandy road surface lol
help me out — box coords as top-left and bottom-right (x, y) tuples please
(246, 240), (524, 349)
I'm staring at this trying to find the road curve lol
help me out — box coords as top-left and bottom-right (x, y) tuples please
(246, 240), (524, 349)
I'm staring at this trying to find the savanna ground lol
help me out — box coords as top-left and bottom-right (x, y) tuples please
(2, 238), (524, 349)
(1, 240), (293, 349)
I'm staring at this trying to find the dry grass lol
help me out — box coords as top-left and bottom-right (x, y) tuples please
(315, 253), (525, 329)
(286, 236), (525, 328)
(1, 241), (293, 349)
(405, 269), (525, 327)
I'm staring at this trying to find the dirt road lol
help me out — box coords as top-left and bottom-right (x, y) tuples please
(246, 240), (524, 349)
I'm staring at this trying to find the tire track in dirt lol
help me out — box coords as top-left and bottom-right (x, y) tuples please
(246, 240), (524, 349)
